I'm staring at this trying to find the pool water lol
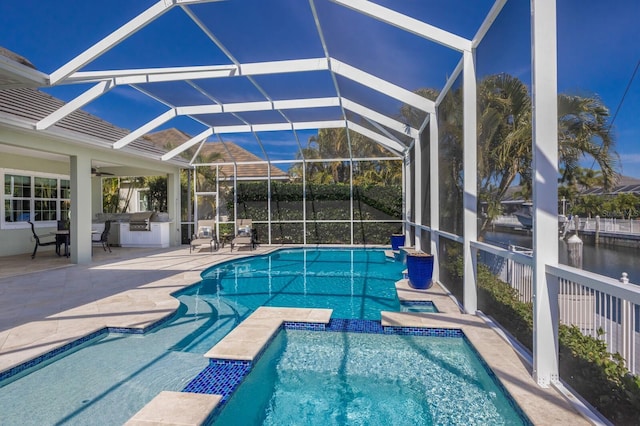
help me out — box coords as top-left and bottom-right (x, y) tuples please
(214, 330), (528, 425)
(0, 248), (405, 424)
(197, 248), (405, 321)
(400, 301), (439, 313)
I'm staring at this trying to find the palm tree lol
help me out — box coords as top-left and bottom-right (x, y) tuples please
(558, 95), (619, 189)
(406, 73), (619, 238)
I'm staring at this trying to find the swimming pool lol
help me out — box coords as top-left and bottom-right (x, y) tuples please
(213, 326), (529, 425)
(0, 248), (406, 424)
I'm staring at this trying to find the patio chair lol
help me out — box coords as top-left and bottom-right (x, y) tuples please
(231, 219), (255, 251)
(92, 220), (112, 253)
(190, 219), (219, 253)
(28, 221), (57, 259)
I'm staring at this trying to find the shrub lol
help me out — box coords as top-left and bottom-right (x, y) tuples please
(473, 263), (640, 424)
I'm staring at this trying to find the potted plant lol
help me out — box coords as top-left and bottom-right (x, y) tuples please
(406, 252), (434, 289)
(390, 233), (406, 251)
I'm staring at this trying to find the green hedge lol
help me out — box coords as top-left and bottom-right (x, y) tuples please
(228, 182), (402, 218)
(226, 182), (402, 244)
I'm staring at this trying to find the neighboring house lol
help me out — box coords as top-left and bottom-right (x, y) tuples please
(143, 128), (289, 181)
(579, 175), (640, 196)
(143, 128), (290, 222)
(0, 48), (189, 260)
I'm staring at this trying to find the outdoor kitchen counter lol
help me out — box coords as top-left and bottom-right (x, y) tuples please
(92, 221), (173, 248)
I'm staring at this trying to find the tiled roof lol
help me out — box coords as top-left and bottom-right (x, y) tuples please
(144, 129), (289, 180)
(0, 47), (36, 69)
(0, 87), (189, 166)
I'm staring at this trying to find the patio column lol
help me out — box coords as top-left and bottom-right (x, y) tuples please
(531, 0), (560, 387)
(429, 112), (440, 284)
(70, 154), (92, 264)
(166, 170), (181, 246)
(462, 49), (478, 314)
(413, 135), (423, 251)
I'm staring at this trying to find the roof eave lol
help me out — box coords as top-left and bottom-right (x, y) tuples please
(0, 55), (49, 89)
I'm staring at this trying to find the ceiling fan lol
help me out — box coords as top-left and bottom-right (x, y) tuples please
(91, 167), (115, 177)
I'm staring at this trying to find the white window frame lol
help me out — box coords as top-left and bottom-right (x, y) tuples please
(1, 168), (71, 230)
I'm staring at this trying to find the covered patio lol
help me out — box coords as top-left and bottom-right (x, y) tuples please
(1, 0), (639, 423)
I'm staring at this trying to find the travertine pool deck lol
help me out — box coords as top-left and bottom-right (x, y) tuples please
(0, 246), (593, 425)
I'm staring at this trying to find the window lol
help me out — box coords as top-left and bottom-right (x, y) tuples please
(137, 190), (149, 212)
(2, 171), (71, 228)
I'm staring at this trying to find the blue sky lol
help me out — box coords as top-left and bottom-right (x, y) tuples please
(1, 0), (638, 176)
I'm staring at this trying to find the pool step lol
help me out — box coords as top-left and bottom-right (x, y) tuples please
(125, 391), (221, 426)
(204, 307), (333, 361)
(395, 279), (432, 302)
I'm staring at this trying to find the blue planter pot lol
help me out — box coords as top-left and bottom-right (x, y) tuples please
(407, 253), (434, 290)
(390, 234), (405, 251)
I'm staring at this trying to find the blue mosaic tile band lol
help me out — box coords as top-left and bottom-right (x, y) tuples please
(0, 328), (108, 383)
(383, 326), (463, 337)
(283, 321), (326, 331)
(0, 310), (180, 383)
(319, 318), (462, 337)
(182, 361), (251, 404)
(401, 300), (436, 307)
(326, 318), (385, 334)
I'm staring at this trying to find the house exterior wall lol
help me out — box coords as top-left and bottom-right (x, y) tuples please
(0, 125), (184, 257)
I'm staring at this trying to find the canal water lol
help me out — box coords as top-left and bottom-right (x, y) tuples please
(484, 231), (640, 285)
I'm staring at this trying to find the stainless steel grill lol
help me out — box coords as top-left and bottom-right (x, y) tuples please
(128, 212), (153, 231)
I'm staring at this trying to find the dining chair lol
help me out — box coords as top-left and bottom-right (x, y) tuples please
(27, 221), (57, 259)
(92, 220), (112, 252)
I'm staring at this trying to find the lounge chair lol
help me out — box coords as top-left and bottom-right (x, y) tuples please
(190, 220), (219, 253)
(27, 221), (57, 259)
(231, 219), (255, 251)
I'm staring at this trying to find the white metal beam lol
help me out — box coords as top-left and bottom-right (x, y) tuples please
(403, 153), (411, 244)
(414, 132), (423, 250)
(176, 105), (224, 115)
(50, 1), (175, 85)
(64, 64), (238, 84)
(274, 97), (340, 110)
(161, 128), (214, 161)
(462, 49), (478, 314)
(363, 117), (406, 150)
(331, 59), (435, 114)
(113, 109), (177, 149)
(64, 58), (433, 115)
(436, 57), (464, 107)
(347, 121), (405, 156)
(176, 97), (340, 115)
(531, 0), (560, 388)
(342, 98), (418, 139)
(36, 80), (115, 130)
(208, 120), (346, 135)
(472, 0), (508, 48)
(239, 58), (329, 75)
(429, 112), (440, 283)
(293, 120), (346, 130)
(331, 0), (472, 52)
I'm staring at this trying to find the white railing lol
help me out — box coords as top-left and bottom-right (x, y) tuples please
(472, 240), (640, 376)
(549, 265), (640, 375)
(565, 217), (640, 235)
